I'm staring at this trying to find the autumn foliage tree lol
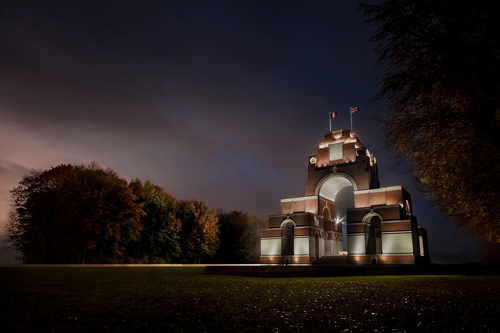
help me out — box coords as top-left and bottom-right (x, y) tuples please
(59, 163), (144, 263)
(360, 1), (500, 261)
(177, 200), (220, 264)
(129, 180), (182, 263)
(7, 163), (143, 263)
(127, 181), (220, 264)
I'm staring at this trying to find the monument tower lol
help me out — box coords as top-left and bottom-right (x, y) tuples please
(260, 128), (430, 264)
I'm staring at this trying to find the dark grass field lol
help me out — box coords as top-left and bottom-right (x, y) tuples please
(1, 266), (499, 332)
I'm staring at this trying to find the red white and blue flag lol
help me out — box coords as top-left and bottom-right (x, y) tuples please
(350, 106), (358, 113)
(331, 112), (338, 118)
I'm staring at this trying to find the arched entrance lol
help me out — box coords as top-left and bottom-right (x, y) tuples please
(315, 172), (358, 199)
(315, 173), (357, 227)
(316, 173), (356, 256)
(280, 219), (295, 256)
(363, 213), (382, 255)
(335, 186), (354, 251)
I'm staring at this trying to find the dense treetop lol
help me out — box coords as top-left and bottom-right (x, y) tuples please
(361, 0), (499, 261)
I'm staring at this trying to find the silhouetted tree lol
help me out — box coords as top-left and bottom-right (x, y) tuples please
(7, 164), (74, 263)
(7, 163), (143, 263)
(215, 211), (266, 263)
(360, 0), (500, 261)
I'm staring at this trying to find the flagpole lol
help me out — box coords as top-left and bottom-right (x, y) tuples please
(350, 107), (353, 132)
(329, 112), (332, 132)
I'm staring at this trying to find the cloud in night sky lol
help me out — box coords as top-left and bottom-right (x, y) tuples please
(0, 0), (478, 264)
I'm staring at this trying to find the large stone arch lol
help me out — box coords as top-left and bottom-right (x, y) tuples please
(315, 172), (357, 202)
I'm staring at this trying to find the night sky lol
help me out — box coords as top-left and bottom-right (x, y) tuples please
(0, 0), (477, 264)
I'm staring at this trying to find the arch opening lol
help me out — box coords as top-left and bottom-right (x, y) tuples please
(335, 186), (354, 251)
(281, 219), (294, 256)
(322, 207), (331, 222)
(363, 214), (382, 255)
(316, 173), (357, 201)
(316, 173), (356, 255)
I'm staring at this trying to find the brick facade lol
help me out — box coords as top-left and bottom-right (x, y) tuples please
(260, 129), (430, 265)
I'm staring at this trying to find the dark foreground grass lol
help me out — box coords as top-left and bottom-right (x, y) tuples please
(1, 266), (499, 332)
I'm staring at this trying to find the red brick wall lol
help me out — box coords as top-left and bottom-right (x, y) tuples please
(346, 208), (370, 223)
(261, 229), (282, 237)
(281, 197), (318, 215)
(295, 228), (311, 236)
(316, 148), (329, 167)
(347, 224), (364, 233)
(381, 221), (411, 232)
(354, 188), (405, 208)
(268, 213), (315, 229)
(343, 142), (357, 163)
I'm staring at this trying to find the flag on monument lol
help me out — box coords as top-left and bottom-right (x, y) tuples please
(331, 112), (338, 118)
(350, 106), (358, 113)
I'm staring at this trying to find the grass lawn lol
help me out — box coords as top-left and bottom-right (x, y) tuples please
(1, 266), (499, 332)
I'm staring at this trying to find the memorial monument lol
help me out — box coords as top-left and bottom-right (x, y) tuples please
(260, 127), (430, 265)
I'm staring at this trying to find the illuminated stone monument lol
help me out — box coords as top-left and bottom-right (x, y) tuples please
(260, 128), (430, 264)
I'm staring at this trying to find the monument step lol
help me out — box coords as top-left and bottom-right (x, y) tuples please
(311, 255), (348, 265)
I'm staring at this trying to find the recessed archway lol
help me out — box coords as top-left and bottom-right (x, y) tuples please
(315, 172), (357, 201)
(335, 186), (354, 251)
(316, 173), (356, 252)
(281, 219), (295, 256)
(322, 207), (331, 222)
(363, 212), (383, 255)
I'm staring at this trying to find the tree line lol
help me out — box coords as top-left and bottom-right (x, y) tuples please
(6, 162), (266, 264)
